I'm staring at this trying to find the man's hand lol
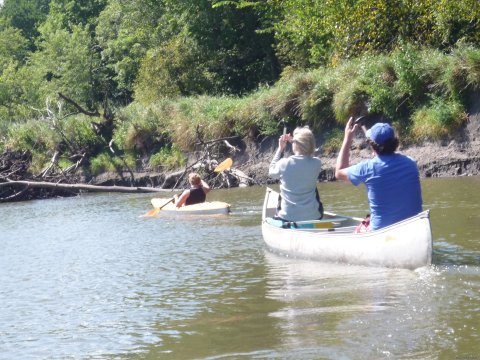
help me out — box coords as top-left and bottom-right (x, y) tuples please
(344, 117), (358, 142)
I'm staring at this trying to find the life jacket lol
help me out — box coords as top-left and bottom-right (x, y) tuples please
(185, 187), (206, 205)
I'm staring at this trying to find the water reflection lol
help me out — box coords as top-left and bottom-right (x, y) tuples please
(263, 251), (480, 359)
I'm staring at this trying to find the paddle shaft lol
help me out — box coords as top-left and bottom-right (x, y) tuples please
(142, 197), (175, 217)
(158, 197), (175, 210)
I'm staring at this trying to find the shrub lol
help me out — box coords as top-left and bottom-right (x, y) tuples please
(61, 115), (103, 152)
(149, 145), (186, 170)
(390, 44), (427, 105)
(29, 150), (50, 175)
(411, 98), (467, 141)
(332, 80), (369, 122)
(321, 128), (344, 155)
(300, 70), (337, 132)
(114, 102), (171, 154)
(89, 152), (123, 175)
(359, 55), (401, 121)
(6, 120), (59, 152)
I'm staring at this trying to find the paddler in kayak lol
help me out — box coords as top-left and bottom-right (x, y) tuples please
(174, 172), (211, 207)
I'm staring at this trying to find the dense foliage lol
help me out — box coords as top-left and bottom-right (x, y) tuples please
(0, 0), (479, 176)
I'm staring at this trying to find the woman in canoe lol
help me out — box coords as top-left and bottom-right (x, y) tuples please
(174, 172), (211, 207)
(269, 126), (323, 222)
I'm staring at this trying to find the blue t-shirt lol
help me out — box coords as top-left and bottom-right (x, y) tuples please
(347, 153), (422, 230)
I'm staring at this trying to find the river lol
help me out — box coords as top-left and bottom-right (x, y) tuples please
(0, 177), (479, 359)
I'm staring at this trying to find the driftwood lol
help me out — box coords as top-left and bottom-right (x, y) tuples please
(0, 181), (172, 194)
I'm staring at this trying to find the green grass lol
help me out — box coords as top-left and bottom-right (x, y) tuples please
(411, 98), (468, 141)
(149, 145), (186, 170)
(2, 43), (479, 173)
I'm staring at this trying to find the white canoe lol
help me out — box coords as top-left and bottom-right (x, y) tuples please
(151, 198), (230, 215)
(262, 188), (432, 269)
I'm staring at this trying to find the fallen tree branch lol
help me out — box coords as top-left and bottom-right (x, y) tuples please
(0, 180), (172, 194)
(223, 139), (240, 153)
(58, 92), (100, 117)
(0, 186), (29, 202)
(40, 150), (60, 178)
(195, 135), (240, 146)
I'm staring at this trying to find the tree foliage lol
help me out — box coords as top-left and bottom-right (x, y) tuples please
(0, 0), (479, 175)
(250, 0), (480, 68)
(0, 0), (50, 49)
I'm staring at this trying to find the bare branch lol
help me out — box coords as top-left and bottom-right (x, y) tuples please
(223, 139), (240, 153)
(0, 186), (29, 202)
(58, 92), (100, 117)
(195, 135), (240, 146)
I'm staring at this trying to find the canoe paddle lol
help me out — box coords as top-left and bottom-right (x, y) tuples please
(141, 197), (175, 217)
(214, 157), (233, 172)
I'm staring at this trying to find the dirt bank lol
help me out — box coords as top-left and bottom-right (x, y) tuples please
(2, 95), (479, 201)
(91, 96), (480, 189)
(232, 92), (480, 184)
(100, 115), (479, 189)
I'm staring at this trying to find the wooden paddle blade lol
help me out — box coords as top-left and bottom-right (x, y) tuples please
(214, 158), (233, 172)
(142, 208), (160, 217)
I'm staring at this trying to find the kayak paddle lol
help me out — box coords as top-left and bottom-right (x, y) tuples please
(214, 158), (233, 172)
(141, 197), (175, 217)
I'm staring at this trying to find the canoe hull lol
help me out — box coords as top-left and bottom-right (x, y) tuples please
(151, 198), (230, 215)
(261, 188), (432, 269)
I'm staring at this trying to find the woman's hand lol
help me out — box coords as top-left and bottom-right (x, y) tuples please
(278, 133), (292, 152)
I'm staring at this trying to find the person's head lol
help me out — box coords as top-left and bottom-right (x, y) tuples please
(188, 172), (202, 186)
(366, 122), (399, 154)
(292, 127), (316, 156)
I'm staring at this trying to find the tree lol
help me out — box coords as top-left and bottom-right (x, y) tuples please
(46, 0), (107, 30)
(0, 23), (28, 70)
(95, 0), (164, 103)
(132, 0), (279, 99)
(0, 24), (30, 124)
(0, 0), (50, 50)
(234, 0), (480, 68)
(134, 33), (216, 103)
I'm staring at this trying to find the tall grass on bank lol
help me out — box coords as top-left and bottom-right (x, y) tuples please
(128, 44), (478, 152)
(3, 43), (479, 175)
(411, 98), (468, 141)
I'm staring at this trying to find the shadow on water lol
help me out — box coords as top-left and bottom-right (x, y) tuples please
(433, 243), (480, 267)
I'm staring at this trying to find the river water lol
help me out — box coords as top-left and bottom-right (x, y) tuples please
(0, 177), (479, 359)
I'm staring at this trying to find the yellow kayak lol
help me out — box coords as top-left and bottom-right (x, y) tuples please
(151, 198), (231, 215)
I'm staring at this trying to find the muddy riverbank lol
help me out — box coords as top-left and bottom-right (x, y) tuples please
(1, 97), (479, 201)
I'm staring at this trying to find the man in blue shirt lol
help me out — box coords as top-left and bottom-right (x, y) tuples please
(335, 118), (423, 230)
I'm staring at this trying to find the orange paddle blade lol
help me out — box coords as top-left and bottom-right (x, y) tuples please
(142, 208), (160, 217)
(214, 158), (233, 172)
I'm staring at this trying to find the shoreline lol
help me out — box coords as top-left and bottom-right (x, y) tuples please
(90, 133), (480, 189)
(1, 107), (479, 201)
